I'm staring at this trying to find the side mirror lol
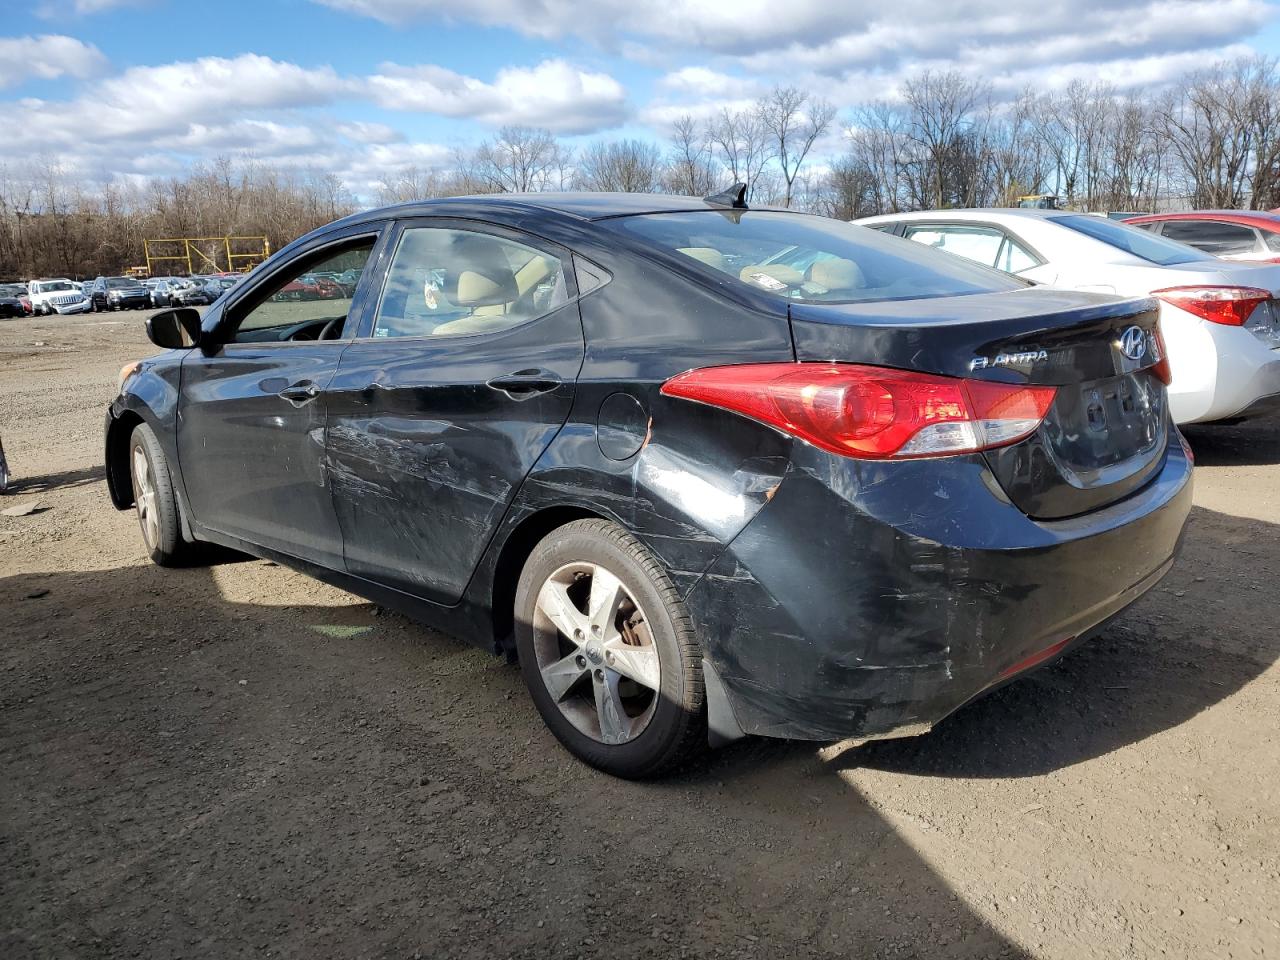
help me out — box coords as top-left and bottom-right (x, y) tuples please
(145, 308), (202, 349)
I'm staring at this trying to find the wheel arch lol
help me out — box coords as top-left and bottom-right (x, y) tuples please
(105, 409), (146, 509)
(487, 504), (611, 651)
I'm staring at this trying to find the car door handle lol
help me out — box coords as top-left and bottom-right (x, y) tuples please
(486, 369), (562, 399)
(278, 381), (321, 404)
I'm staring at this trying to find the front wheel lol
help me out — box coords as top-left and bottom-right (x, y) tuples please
(129, 422), (195, 566)
(514, 519), (706, 778)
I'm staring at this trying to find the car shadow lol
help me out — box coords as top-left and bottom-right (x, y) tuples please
(0, 559), (1032, 958)
(4, 465), (105, 496)
(1181, 417), (1280, 467)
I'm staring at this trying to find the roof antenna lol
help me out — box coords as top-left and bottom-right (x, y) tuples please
(703, 183), (748, 209)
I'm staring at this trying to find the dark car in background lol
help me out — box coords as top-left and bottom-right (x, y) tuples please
(105, 192), (1192, 778)
(0, 283), (27, 319)
(92, 276), (152, 311)
(1125, 210), (1280, 264)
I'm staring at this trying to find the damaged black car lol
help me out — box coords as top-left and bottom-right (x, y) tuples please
(105, 190), (1192, 778)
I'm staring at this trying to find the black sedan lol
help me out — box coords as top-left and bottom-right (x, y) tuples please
(0, 283), (26, 319)
(104, 191), (1192, 777)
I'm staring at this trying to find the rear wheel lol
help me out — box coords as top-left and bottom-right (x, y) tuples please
(514, 519), (706, 778)
(129, 422), (195, 567)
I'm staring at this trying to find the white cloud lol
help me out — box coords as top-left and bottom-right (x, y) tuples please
(313, 0), (1276, 85)
(0, 35), (109, 89)
(367, 58), (628, 133)
(658, 67), (750, 99)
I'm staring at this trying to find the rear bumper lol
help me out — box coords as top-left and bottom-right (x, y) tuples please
(1168, 317), (1280, 424)
(684, 424), (1194, 742)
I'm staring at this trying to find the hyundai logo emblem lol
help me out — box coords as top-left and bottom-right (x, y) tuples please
(1119, 326), (1147, 362)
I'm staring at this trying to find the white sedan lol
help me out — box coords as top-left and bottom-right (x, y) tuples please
(856, 208), (1280, 425)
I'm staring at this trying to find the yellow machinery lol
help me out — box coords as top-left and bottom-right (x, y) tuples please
(1016, 194), (1061, 210)
(143, 236), (270, 276)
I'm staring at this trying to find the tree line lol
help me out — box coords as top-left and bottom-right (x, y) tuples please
(2, 57), (1277, 280)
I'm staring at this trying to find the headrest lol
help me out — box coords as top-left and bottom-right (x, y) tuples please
(516, 254), (557, 291)
(808, 258), (865, 290)
(678, 247), (728, 271)
(451, 268), (517, 307)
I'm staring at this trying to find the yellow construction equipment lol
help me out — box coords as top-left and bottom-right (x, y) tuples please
(142, 236), (270, 276)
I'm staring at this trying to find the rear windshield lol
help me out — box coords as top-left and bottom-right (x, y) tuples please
(1052, 215), (1209, 266)
(604, 210), (1025, 303)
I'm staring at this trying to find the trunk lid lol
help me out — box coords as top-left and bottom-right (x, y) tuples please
(789, 287), (1169, 519)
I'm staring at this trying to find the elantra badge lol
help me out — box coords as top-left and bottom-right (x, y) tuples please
(1120, 326), (1147, 361)
(969, 349), (1048, 371)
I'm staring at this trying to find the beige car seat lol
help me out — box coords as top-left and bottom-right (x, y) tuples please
(431, 255), (562, 337)
(806, 257), (865, 292)
(678, 247), (728, 272)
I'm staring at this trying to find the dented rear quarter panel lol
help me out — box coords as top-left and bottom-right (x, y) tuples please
(685, 427), (1193, 741)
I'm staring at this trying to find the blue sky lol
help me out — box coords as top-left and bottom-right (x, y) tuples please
(2, 0), (1278, 198)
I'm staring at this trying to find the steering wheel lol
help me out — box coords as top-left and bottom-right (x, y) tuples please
(317, 316), (344, 341)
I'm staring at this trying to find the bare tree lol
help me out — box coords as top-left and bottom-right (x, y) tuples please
(705, 108), (774, 200)
(470, 126), (564, 193)
(575, 139), (663, 192)
(663, 114), (719, 196)
(900, 70), (991, 209)
(757, 86), (836, 208)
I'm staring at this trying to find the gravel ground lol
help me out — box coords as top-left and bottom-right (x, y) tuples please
(2, 310), (1278, 960)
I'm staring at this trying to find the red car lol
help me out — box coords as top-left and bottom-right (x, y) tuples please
(1125, 210), (1280, 264)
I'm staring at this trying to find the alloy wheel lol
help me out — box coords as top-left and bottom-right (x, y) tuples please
(531, 561), (661, 745)
(130, 444), (160, 549)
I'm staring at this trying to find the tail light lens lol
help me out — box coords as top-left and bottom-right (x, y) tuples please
(661, 363), (1057, 460)
(1150, 324), (1172, 385)
(1152, 286), (1272, 326)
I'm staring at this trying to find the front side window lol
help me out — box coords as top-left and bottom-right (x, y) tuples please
(606, 210), (1023, 304)
(1159, 220), (1261, 256)
(371, 227), (569, 339)
(229, 239), (376, 344)
(1052, 214), (1208, 266)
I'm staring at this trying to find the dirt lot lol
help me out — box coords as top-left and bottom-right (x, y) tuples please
(2, 310), (1277, 960)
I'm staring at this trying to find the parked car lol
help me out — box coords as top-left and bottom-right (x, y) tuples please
(0, 283), (27, 319)
(170, 279), (214, 306)
(1124, 211), (1280, 264)
(0, 434), (8, 493)
(91, 276), (152, 311)
(858, 208), (1280, 424)
(200, 276), (240, 300)
(27, 278), (91, 315)
(145, 278), (183, 307)
(106, 192), (1192, 778)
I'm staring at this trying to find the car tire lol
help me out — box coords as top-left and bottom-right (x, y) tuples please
(514, 518), (707, 778)
(128, 422), (196, 567)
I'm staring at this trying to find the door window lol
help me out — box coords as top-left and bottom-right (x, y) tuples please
(371, 227), (569, 339)
(904, 225), (1005, 268)
(228, 239), (376, 344)
(1158, 220), (1261, 256)
(1267, 231), (1280, 253)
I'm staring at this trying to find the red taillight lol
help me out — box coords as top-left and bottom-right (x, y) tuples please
(1153, 286), (1272, 326)
(1150, 323), (1172, 385)
(660, 363), (1057, 460)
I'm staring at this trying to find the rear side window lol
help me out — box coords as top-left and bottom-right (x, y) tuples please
(1159, 220), (1260, 256)
(1267, 231), (1280, 253)
(605, 210), (1024, 304)
(1052, 214), (1208, 266)
(371, 227), (569, 339)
